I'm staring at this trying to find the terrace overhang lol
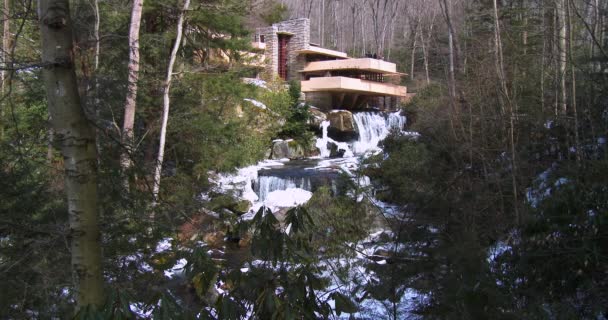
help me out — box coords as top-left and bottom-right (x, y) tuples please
(300, 58), (402, 75)
(301, 76), (407, 97)
(295, 46), (348, 59)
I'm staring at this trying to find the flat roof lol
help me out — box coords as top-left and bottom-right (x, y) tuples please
(295, 45), (348, 59)
(300, 58), (403, 75)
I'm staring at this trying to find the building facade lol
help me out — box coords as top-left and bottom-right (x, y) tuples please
(253, 19), (408, 111)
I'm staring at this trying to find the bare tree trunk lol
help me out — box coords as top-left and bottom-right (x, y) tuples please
(522, 0), (528, 55)
(321, 0), (325, 47)
(410, 20), (419, 81)
(39, 0), (104, 309)
(440, 0), (457, 112)
(558, 0), (567, 114)
(92, 0), (100, 72)
(351, 3), (357, 55)
(410, 17), (420, 81)
(591, 0), (599, 58)
(567, 0), (581, 162)
(541, 1), (546, 112)
(386, 19), (395, 60)
(1, 0), (9, 138)
(120, 0), (144, 182)
(153, 0), (191, 203)
(92, 0), (101, 158)
(420, 20), (433, 85)
(493, 0), (520, 225)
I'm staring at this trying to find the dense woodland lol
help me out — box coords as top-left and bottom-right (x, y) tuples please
(0, 0), (607, 318)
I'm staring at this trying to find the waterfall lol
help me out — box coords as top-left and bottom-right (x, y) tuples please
(387, 111), (407, 131)
(352, 111), (406, 154)
(315, 120), (354, 158)
(255, 175), (313, 201)
(315, 121), (331, 158)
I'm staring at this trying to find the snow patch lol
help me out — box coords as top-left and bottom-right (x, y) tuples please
(164, 258), (188, 278)
(243, 78), (268, 89)
(243, 98), (267, 110)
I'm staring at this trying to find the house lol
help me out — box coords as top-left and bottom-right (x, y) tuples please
(252, 18), (408, 111)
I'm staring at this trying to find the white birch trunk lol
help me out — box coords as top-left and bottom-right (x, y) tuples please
(1, 0), (9, 138)
(152, 0), (191, 203)
(558, 0), (567, 114)
(120, 0), (144, 177)
(38, 0), (104, 309)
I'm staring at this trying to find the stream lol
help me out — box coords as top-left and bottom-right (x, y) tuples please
(182, 109), (425, 318)
(218, 110), (409, 214)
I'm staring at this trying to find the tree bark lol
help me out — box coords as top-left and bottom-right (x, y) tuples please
(120, 0), (144, 181)
(541, 0), (546, 112)
(420, 21), (432, 84)
(410, 20), (419, 82)
(1, 0), (9, 138)
(567, 0), (581, 162)
(440, 0), (457, 113)
(558, 0), (567, 115)
(38, 0), (104, 309)
(92, 0), (101, 159)
(493, 0), (520, 225)
(152, 0), (191, 203)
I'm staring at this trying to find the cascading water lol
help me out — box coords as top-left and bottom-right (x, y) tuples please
(220, 110), (408, 211)
(352, 111), (406, 154)
(315, 120), (354, 158)
(316, 121), (331, 158)
(255, 175), (312, 201)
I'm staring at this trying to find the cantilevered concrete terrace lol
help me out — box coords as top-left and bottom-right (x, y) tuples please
(294, 45), (348, 59)
(300, 58), (402, 75)
(301, 76), (407, 97)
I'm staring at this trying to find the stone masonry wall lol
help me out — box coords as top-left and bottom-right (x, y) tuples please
(304, 92), (332, 111)
(259, 19), (310, 81)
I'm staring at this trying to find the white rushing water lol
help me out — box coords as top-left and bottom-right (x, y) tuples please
(215, 111), (409, 214)
(316, 121), (332, 158)
(352, 111), (406, 155)
(315, 120), (354, 158)
(255, 176), (312, 202)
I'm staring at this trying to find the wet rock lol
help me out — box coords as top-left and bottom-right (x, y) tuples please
(271, 139), (305, 159)
(203, 231), (226, 248)
(178, 209), (220, 242)
(238, 233), (252, 247)
(327, 110), (358, 141)
(329, 143), (345, 158)
(308, 106), (327, 128)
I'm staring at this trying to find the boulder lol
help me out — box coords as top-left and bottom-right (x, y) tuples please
(327, 110), (358, 141)
(271, 139), (305, 159)
(234, 200), (251, 214)
(308, 107), (328, 128)
(329, 143), (346, 158)
(203, 231), (226, 248)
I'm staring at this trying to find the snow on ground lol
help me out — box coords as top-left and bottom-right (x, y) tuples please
(525, 164), (571, 208)
(164, 258), (188, 279)
(243, 98), (267, 110)
(487, 241), (512, 264)
(155, 238), (173, 253)
(313, 230), (427, 319)
(130, 302), (154, 318)
(243, 78), (268, 89)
